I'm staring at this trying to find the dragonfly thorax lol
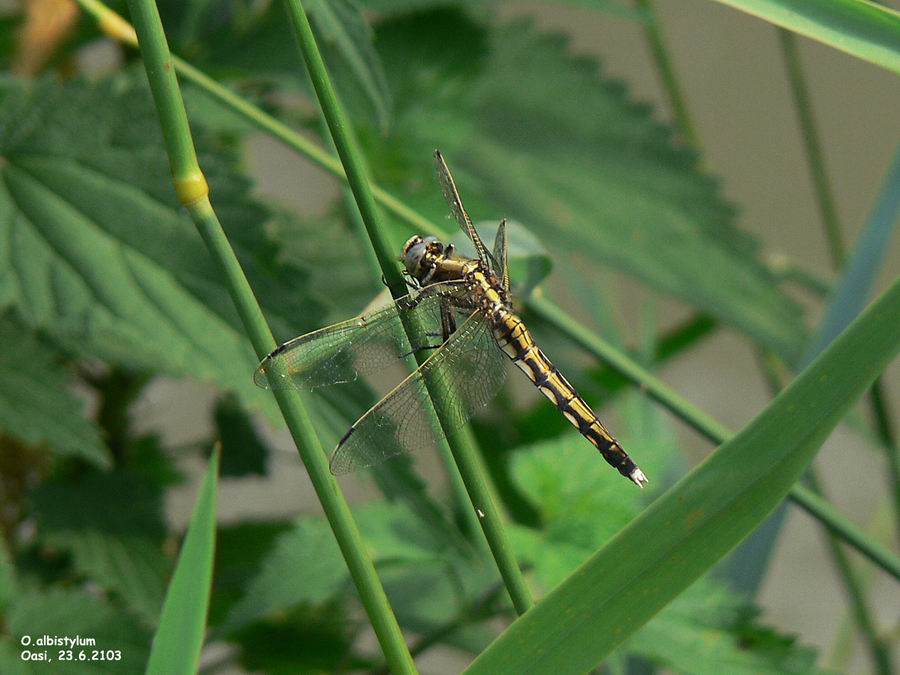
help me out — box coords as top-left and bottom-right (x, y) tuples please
(402, 234), (469, 286)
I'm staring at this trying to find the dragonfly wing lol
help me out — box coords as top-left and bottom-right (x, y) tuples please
(433, 150), (495, 271)
(492, 218), (510, 291)
(254, 281), (470, 391)
(330, 311), (507, 474)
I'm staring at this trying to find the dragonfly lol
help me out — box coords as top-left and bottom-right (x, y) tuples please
(254, 150), (647, 487)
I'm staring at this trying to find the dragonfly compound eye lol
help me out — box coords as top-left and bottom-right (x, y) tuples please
(403, 242), (428, 275)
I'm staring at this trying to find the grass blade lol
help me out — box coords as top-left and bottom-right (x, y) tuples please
(709, 0), (900, 75)
(800, 145), (900, 366)
(466, 277), (900, 675)
(146, 449), (219, 675)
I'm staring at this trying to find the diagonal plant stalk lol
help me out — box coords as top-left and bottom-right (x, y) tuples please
(121, 1), (415, 671)
(77, 0), (895, 578)
(278, 0), (533, 615)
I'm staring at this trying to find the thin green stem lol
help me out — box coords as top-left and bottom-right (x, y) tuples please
(528, 293), (900, 582)
(869, 382), (900, 543)
(122, 1), (414, 671)
(777, 29), (846, 267)
(279, 0), (532, 615)
(805, 471), (893, 675)
(633, 0), (701, 148)
(79, 0), (893, 584)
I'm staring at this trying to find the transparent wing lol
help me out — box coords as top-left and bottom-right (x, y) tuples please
(492, 218), (510, 291)
(254, 281), (471, 391)
(330, 311), (508, 475)
(434, 150), (494, 269)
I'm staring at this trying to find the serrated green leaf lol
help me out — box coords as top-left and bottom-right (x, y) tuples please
(32, 465), (170, 624)
(0, 77), (326, 421)
(220, 501), (465, 633)
(211, 393), (269, 477)
(32, 468), (166, 539)
(146, 450), (219, 675)
(209, 520), (293, 628)
(4, 586), (151, 674)
(219, 516), (349, 633)
(627, 579), (828, 674)
(305, 0), (393, 130)
(43, 531), (169, 626)
(169, 0), (392, 130)
(466, 277), (900, 674)
(231, 605), (363, 675)
(370, 10), (804, 360)
(0, 316), (109, 467)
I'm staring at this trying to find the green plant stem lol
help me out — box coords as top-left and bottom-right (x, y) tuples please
(78, 0), (893, 582)
(122, 1), (415, 671)
(279, 0), (533, 615)
(528, 293), (900, 581)
(633, 0), (700, 148)
(869, 383), (900, 543)
(777, 29), (846, 267)
(805, 471), (893, 675)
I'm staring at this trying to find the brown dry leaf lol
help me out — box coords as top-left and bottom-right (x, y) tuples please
(13, 0), (79, 75)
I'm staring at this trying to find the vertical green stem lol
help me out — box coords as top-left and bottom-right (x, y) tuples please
(869, 384), (900, 542)
(280, 0), (533, 614)
(777, 28), (846, 267)
(633, 0), (701, 148)
(805, 471), (893, 675)
(123, 1), (415, 671)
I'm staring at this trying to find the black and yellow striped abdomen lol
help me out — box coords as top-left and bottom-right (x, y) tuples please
(491, 308), (647, 486)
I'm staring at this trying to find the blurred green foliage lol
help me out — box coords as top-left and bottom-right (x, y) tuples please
(0, 1), (894, 673)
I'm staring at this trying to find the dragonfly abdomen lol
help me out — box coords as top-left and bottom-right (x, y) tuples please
(494, 312), (647, 487)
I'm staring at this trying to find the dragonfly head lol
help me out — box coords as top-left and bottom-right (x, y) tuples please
(402, 235), (444, 283)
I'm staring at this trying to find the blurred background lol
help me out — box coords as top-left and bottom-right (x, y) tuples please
(142, 2), (900, 670)
(2, 0), (898, 672)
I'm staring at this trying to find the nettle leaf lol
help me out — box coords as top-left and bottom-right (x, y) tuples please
(627, 578), (828, 675)
(212, 393), (270, 477)
(220, 501), (471, 634)
(0, 77), (326, 420)
(210, 520), (294, 628)
(2, 586), (151, 674)
(0, 316), (109, 467)
(166, 0), (392, 130)
(369, 10), (804, 360)
(508, 396), (824, 672)
(31, 468), (169, 623)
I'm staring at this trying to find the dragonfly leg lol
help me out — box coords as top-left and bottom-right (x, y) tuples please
(440, 299), (457, 343)
(401, 343), (442, 358)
